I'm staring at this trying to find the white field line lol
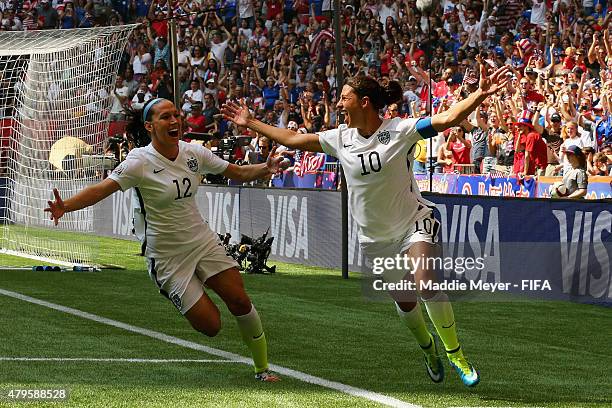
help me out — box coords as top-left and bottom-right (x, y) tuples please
(0, 288), (421, 408)
(0, 357), (239, 363)
(0, 249), (85, 268)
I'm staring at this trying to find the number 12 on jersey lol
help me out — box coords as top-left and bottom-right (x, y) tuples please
(358, 152), (382, 176)
(172, 178), (193, 200)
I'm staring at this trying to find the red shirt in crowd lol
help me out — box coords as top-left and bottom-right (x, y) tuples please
(380, 51), (393, 75)
(525, 131), (547, 174)
(266, 0), (283, 20)
(513, 132), (527, 174)
(405, 49), (425, 65)
(450, 140), (471, 165)
(563, 56), (576, 70)
(186, 114), (207, 133)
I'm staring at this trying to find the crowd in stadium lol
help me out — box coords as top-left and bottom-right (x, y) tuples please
(1, 0), (612, 191)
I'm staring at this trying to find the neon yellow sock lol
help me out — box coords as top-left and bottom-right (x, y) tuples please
(235, 305), (268, 373)
(422, 291), (460, 353)
(395, 302), (432, 348)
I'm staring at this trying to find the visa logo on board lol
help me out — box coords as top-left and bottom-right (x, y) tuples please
(267, 195), (308, 259)
(553, 210), (611, 298)
(205, 191), (240, 243)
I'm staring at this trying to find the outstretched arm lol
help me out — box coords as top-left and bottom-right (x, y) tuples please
(222, 147), (289, 181)
(431, 63), (509, 132)
(221, 101), (324, 152)
(44, 179), (121, 225)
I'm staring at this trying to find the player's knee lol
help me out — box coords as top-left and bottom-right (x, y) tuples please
(226, 293), (252, 316)
(192, 318), (222, 337)
(200, 323), (221, 337)
(187, 309), (222, 337)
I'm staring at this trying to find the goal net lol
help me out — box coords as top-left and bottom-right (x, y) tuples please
(0, 26), (137, 267)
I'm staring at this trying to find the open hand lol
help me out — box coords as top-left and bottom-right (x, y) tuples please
(221, 100), (252, 127)
(479, 63), (510, 96)
(44, 188), (65, 226)
(266, 147), (290, 174)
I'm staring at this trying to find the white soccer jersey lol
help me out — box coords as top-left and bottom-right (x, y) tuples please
(109, 141), (229, 258)
(318, 117), (435, 243)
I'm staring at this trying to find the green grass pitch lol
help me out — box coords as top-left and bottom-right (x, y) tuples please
(0, 234), (610, 408)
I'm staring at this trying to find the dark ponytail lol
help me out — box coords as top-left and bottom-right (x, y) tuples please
(345, 76), (403, 110)
(125, 106), (152, 148)
(383, 80), (403, 106)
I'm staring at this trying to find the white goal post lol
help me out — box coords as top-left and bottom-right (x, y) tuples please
(0, 26), (138, 267)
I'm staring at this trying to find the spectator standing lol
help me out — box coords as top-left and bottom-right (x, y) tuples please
(203, 93), (220, 126)
(123, 67), (140, 99)
(523, 125), (548, 176)
(181, 79), (203, 114)
(445, 126), (472, 171)
(2, 7), (23, 30)
(185, 102), (207, 133)
(534, 111), (563, 176)
(21, 7), (39, 30)
(236, 0), (255, 29)
(470, 110), (490, 173)
(190, 46), (207, 80)
(131, 82), (153, 111)
(131, 42), (152, 82)
(176, 39), (192, 77)
(58, 2), (77, 29)
(262, 76), (280, 110)
(148, 32), (170, 69)
(109, 75), (129, 121)
(246, 136), (273, 186)
(559, 121), (585, 175)
(512, 114), (534, 175)
(37, 0), (58, 29)
(208, 16), (231, 64)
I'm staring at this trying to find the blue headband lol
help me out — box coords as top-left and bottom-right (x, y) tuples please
(142, 98), (164, 122)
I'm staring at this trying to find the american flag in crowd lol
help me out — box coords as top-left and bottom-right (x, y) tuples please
(309, 29), (334, 58)
(462, 69), (479, 86)
(294, 152), (326, 177)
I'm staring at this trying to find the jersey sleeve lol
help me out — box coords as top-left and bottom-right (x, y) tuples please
(396, 117), (437, 140)
(317, 127), (341, 157)
(196, 144), (230, 174)
(107, 152), (144, 192)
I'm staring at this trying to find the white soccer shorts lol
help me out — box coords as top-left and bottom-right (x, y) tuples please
(146, 236), (239, 315)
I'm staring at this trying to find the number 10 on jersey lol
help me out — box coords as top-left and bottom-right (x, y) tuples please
(358, 152), (382, 176)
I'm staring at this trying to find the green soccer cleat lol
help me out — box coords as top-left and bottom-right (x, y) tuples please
(421, 333), (444, 383)
(447, 348), (480, 387)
